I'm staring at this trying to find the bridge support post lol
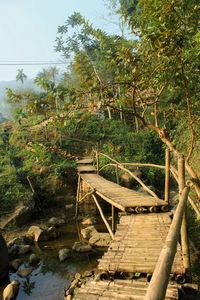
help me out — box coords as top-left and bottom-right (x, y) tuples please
(112, 205), (116, 233)
(75, 174), (81, 218)
(96, 150), (99, 175)
(165, 149), (170, 204)
(178, 155), (191, 276)
(92, 194), (114, 239)
(115, 164), (119, 185)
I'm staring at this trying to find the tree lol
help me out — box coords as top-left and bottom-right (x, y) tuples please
(6, 88), (44, 115)
(35, 67), (59, 83)
(34, 68), (65, 111)
(55, 12), (137, 118)
(16, 69), (27, 84)
(55, 5), (200, 196)
(114, 0), (200, 195)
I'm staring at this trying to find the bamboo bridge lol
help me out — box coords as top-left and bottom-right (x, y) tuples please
(74, 151), (199, 300)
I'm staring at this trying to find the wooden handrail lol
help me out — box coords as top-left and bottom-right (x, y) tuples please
(144, 187), (190, 300)
(122, 163), (165, 169)
(95, 150), (200, 218)
(96, 152), (160, 199)
(98, 152), (165, 169)
(97, 152), (120, 165)
(99, 162), (159, 199)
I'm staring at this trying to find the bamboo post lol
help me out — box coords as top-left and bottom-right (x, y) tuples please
(178, 155), (191, 275)
(45, 125), (48, 142)
(27, 176), (35, 193)
(144, 187), (190, 300)
(96, 150), (99, 175)
(92, 194), (114, 239)
(115, 164), (119, 184)
(111, 205), (116, 232)
(76, 219), (82, 242)
(165, 149), (170, 204)
(78, 189), (94, 203)
(75, 175), (81, 218)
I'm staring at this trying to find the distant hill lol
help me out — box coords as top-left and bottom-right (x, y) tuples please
(0, 112), (7, 123)
(0, 79), (35, 119)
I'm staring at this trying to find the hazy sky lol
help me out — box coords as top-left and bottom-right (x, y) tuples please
(0, 0), (117, 81)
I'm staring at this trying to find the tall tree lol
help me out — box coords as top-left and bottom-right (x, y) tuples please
(16, 69), (27, 84)
(55, 12), (137, 117)
(114, 0), (200, 195)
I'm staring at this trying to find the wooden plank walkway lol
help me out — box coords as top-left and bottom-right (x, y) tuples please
(80, 173), (168, 212)
(74, 279), (179, 300)
(98, 213), (184, 275)
(75, 157), (187, 299)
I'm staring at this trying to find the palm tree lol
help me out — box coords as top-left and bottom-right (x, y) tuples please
(16, 69), (27, 84)
(35, 67), (59, 83)
(47, 66), (59, 82)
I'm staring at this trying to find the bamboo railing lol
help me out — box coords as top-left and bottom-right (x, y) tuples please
(94, 150), (193, 295)
(144, 155), (191, 299)
(94, 149), (200, 218)
(95, 150), (168, 201)
(144, 187), (190, 300)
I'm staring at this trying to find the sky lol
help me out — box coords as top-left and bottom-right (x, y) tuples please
(0, 0), (119, 82)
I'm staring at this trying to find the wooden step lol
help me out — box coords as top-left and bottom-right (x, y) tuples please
(77, 158), (94, 164)
(77, 165), (96, 173)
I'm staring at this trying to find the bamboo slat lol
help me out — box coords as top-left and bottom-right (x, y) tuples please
(74, 279), (178, 300)
(80, 173), (167, 210)
(98, 213), (184, 275)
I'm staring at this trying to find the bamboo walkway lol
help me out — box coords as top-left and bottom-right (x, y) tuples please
(79, 173), (168, 212)
(74, 157), (191, 299)
(98, 213), (184, 275)
(74, 279), (178, 300)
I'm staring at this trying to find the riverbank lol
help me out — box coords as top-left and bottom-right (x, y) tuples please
(0, 221), (106, 300)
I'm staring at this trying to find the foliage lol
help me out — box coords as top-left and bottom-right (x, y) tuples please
(0, 118), (76, 215)
(0, 136), (32, 213)
(1, 1), (200, 216)
(55, 12), (137, 116)
(59, 112), (165, 190)
(115, 0), (200, 158)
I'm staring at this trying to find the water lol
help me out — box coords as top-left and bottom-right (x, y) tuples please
(0, 224), (106, 300)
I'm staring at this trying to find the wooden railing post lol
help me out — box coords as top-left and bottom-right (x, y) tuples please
(165, 148), (170, 204)
(75, 175), (81, 218)
(115, 164), (119, 185)
(96, 150), (99, 175)
(178, 155), (191, 275)
(144, 187), (190, 300)
(112, 205), (116, 233)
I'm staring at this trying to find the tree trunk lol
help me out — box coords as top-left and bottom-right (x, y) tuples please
(146, 124), (200, 198)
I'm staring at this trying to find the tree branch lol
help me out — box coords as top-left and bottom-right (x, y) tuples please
(106, 103), (200, 198)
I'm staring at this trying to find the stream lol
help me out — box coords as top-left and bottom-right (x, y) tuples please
(0, 223), (106, 300)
